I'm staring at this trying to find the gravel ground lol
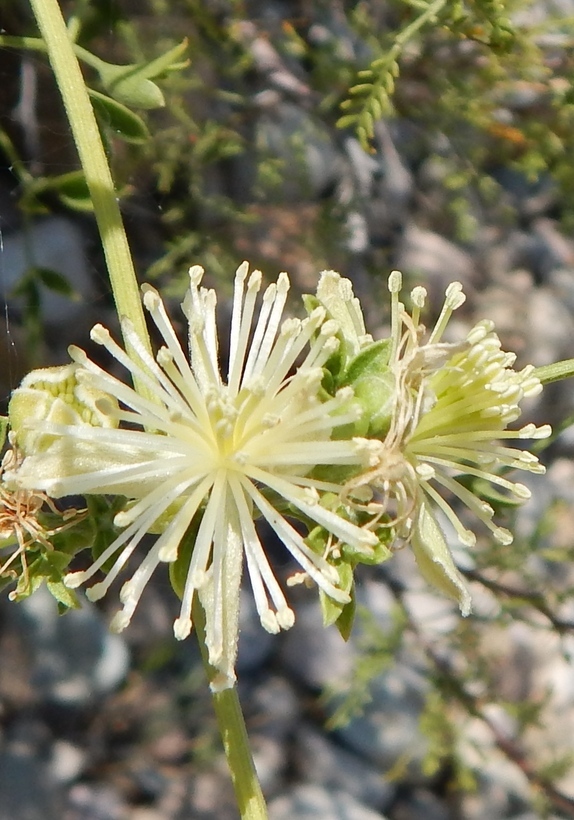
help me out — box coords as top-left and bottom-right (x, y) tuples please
(2, 2), (574, 818)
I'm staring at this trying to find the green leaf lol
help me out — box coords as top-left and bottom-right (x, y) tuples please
(411, 500), (472, 616)
(35, 267), (76, 298)
(334, 591), (356, 641)
(88, 88), (150, 143)
(51, 170), (93, 211)
(47, 579), (81, 610)
(346, 530), (392, 566)
(336, 113), (359, 130)
(343, 339), (392, 384)
(84, 496), (126, 571)
(343, 341), (394, 435)
(96, 39), (188, 109)
(319, 561), (354, 628)
(97, 64), (165, 109)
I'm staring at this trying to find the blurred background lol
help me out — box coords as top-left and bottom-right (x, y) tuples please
(1, 1), (574, 818)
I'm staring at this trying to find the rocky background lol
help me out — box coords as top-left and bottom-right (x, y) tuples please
(2, 1), (574, 818)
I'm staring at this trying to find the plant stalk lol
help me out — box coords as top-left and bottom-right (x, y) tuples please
(192, 599), (268, 820)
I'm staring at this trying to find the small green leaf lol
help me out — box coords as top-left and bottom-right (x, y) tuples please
(336, 113), (359, 130)
(97, 64), (165, 109)
(35, 267), (76, 298)
(89, 88), (150, 143)
(347, 531), (392, 566)
(95, 39), (188, 109)
(411, 500), (472, 616)
(343, 339), (392, 384)
(334, 591), (356, 641)
(52, 170), (93, 211)
(319, 561), (354, 627)
(47, 579), (81, 610)
(340, 340), (394, 436)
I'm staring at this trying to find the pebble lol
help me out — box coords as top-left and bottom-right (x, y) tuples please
(293, 723), (396, 811)
(0, 216), (94, 344)
(268, 783), (390, 820)
(332, 661), (429, 782)
(236, 587), (276, 676)
(278, 597), (357, 690)
(0, 720), (64, 820)
(255, 103), (342, 201)
(12, 585), (130, 710)
(394, 223), (476, 308)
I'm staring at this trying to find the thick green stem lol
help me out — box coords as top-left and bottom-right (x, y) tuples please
(192, 600), (268, 820)
(27, 0), (153, 394)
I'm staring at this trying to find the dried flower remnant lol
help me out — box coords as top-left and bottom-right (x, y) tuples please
(0, 444), (84, 599)
(7, 262), (379, 690)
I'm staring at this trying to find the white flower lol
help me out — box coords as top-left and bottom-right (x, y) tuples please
(8, 262), (378, 690)
(345, 271), (550, 613)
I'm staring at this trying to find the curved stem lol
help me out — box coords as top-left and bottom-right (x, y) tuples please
(27, 0), (154, 399)
(0, 33), (130, 74)
(192, 599), (269, 820)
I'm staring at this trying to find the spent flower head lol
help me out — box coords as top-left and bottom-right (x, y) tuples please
(7, 262), (379, 690)
(0, 441), (86, 603)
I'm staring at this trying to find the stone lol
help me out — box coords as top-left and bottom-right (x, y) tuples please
(395, 224), (476, 309)
(12, 585), (130, 710)
(294, 723), (396, 811)
(278, 597), (356, 690)
(0, 719), (64, 820)
(0, 216), (94, 341)
(332, 661), (429, 782)
(269, 783), (390, 820)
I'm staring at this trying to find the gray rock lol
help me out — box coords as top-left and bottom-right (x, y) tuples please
(236, 588), (275, 676)
(395, 224), (476, 309)
(548, 267), (574, 315)
(332, 661), (429, 782)
(0, 720), (63, 820)
(269, 783), (390, 820)
(391, 787), (452, 820)
(278, 597), (356, 690)
(248, 675), (300, 793)
(65, 783), (128, 820)
(255, 103), (342, 201)
(0, 216), (94, 337)
(48, 740), (87, 786)
(294, 723), (396, 811)
(14, 585), (130, 709)
(531, 218), (574, 278)
(525, 285), (574, 366)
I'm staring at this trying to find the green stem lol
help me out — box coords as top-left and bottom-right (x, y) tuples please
(192, 600), (268, 820)
(27, 0), (153, 396)
(535, 359), (574, 385)
(0, 34), (126, 74)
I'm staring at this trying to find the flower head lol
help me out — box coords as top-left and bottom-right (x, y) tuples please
(340, 271), (550, 613)
(7, 262), (378, 690)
